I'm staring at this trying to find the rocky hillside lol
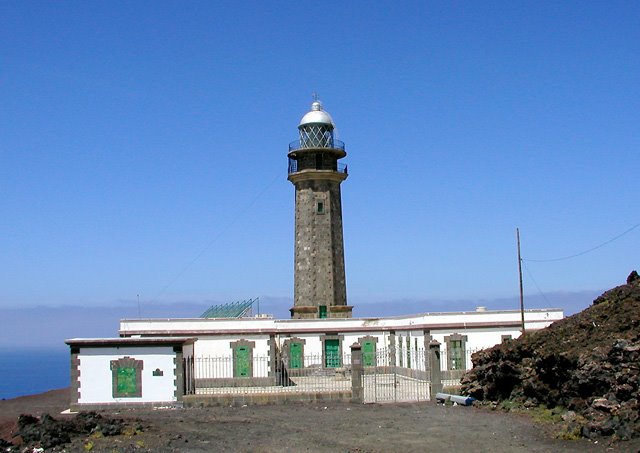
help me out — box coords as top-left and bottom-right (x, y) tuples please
(461, 271), (640, 440)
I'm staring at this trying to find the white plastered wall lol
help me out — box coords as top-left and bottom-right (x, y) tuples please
(194, 335), (270, 357)
(192, 335), (271, 378)
(78, 346), (176, 404)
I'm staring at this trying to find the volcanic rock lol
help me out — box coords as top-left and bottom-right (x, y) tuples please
(461, 271), (640, 440)
(15, 411), (128, 449)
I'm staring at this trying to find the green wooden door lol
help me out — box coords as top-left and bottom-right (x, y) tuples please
(324, 339), (340, 368)
(234, 346), (250, 377)
(289, 342), (302, 369)
(319, 305), (327, 318)
(362, 341), (376, 367)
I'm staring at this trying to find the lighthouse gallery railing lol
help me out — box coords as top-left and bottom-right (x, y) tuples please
(288, 158), (348, 175)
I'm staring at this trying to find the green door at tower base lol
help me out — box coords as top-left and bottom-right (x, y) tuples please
(319, 305), (327, 318)
(324, 339), (340, 368)
(234, 346), (250, 377)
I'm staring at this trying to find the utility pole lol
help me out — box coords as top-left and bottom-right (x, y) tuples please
(517, 228), (525, 334)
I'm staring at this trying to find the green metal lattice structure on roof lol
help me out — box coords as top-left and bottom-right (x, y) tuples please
(200, 297), (258, 318)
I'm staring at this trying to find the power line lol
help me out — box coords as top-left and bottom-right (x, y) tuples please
(522, 222), (640, 263)
(521, 260), (551, 307)
(147, 172), (281, 305)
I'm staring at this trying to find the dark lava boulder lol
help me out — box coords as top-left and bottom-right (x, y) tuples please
(17, 413), (72, 449)
(15, 411), (127, 449)
(461, 271), (640, 440)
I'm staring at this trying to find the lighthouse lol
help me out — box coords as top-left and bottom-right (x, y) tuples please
(288, 99), (352, 319)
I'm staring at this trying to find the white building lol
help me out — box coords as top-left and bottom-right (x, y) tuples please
(66, 307), (562, 409)
(121, 308), (561, 360)
(65, 337), (194, 411)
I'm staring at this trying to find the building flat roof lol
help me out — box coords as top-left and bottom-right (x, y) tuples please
(120, 307), (563, 324)
(65, 337), (197, 347)
(118, 307), (564, 337)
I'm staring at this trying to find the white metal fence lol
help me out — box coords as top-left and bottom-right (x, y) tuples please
(185, 353), (352, 397)
(183, 346), (484, 402)
(362, 347), (430, 403)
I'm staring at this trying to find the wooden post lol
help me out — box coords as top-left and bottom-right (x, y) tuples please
(517, 228), (525, 334)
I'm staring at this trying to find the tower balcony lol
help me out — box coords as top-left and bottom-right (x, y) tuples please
(288, 157), (348, 175)
(288, 139), (345, 153)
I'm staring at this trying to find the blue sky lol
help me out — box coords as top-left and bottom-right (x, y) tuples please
(1, 1), (638, 322)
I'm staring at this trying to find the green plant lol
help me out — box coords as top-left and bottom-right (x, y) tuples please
(555, 424), (582, 440)
(530, 406), (563, 424)
(498, 399), (518, 411)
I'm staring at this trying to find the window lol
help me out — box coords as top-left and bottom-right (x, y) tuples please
(324, 338), (340, 368)
(445, 334), (468, 371)
(230, 340), (255, 378)
(117, 368), (136, 393)
(360, 337), (377, 367)
(284, 337), (306, 370)
(234, 346), (250, 377)
(317, 201), (324, 214)
(318, 305), (327, 318)
(289, 342), (303, 369)
(449, 340), (464, 370)
(110, 357), (143, 398)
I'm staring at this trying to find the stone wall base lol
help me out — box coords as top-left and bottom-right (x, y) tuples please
(70, 400), (180, 412)
(184, 390), (352, 407)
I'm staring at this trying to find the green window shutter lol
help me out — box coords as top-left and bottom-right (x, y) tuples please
(289, 342), (303, 369)
(117, 367), (137, 395)
(362, 341), (375, 367)
(234, 346), (250, 377)
(450, 340), (463, 370)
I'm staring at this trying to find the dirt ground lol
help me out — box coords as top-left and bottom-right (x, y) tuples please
(2, 388), (639, 452)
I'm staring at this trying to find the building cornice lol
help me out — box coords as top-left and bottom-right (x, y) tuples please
(66, 337), (197, 347)
(119, 319), (556, 338)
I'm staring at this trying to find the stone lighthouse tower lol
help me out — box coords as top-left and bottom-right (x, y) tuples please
(288, 99), (352, 319)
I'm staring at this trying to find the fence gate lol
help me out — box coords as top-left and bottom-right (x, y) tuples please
(363, 347), (430, 403)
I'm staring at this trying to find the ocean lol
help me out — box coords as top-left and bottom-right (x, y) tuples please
(0, 348), (69, 400)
